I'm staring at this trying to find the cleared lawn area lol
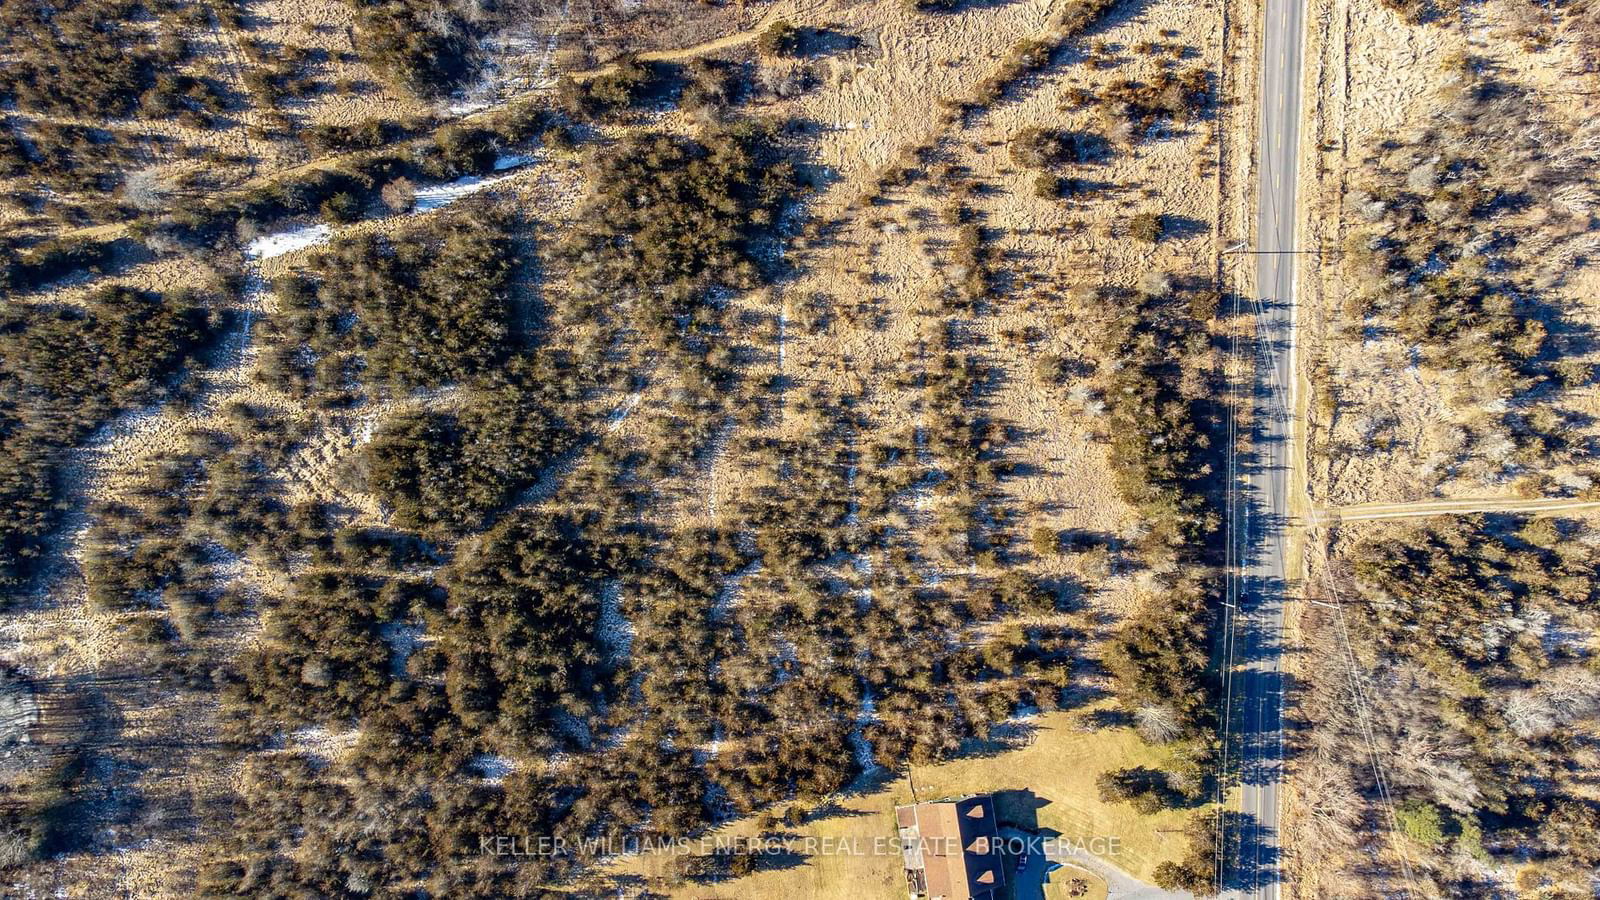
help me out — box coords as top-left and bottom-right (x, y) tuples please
(606, 702), (1199, 897)
(1044, 862), (1109, 900)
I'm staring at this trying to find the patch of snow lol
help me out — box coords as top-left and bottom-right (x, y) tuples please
(703, 775), (735, 823)
(533, 18), (562, 82)
(702, 419), (735, 519)
(711, 556), (761, 622)
(224, 273), (267, 369)
(515, 444), (585, 505)
(288, 725), (359, 762)
(379, 622), (425, 678)
(413, 169), (524, 213)
(847, 689), (879, 773)
(595, 579), (634, 664)
(844, 463), (860, 527)
(702, 724), (724, 761)
(771, 639), (798, 684)
(446, 98), (492, 115)
(554, 710), (594, 748)
(777, 307), (788, 368)
(0, 675), (39, 746)
(471, 753), (517, 784)
(905, 426), (950, 587)
(1543, 616), (1589, 656)
(245, 223), (332, 260)
(353, 411), (383, 446)
(843, 458), (875, 610)
(606, 392), (643, 432)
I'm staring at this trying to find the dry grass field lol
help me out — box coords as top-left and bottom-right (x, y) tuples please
(1299, 0), (1600, 508)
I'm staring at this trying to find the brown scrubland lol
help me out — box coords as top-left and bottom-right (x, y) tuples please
(1288, 1), (1600, 896)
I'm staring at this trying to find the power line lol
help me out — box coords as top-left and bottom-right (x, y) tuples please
(1318, 560), (1418, 897)
(1215, 259), (1247, 892)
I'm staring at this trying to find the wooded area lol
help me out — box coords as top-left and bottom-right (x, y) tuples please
(0, 0), (1259, 893)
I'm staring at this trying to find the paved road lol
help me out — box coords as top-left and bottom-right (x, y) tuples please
(1223, 0), (1309, 894)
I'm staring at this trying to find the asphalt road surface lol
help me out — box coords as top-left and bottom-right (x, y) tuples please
(999, 826), (1190, 899)
(1223, 0), (1308, 894)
